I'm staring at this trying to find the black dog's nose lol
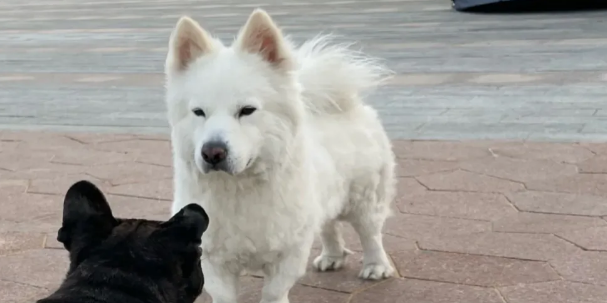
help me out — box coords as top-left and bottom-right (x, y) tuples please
(201, 141), (228, 165)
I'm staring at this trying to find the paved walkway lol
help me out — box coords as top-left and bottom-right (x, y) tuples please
(2, 0), (607, 140)
(2, 130), (607, 302)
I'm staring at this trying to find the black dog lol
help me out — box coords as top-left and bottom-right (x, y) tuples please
(38, 180), (208, 303)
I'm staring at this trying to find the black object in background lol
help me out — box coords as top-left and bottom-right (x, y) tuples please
(453, 0), (607, 12)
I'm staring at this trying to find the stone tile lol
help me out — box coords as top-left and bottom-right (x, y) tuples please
(580, 143), (607, 155)
(300, 250), (380, 293)
(6, 214), (62, 235)
(401, 251), (559, 287)
(105, 194), (171, 220)
(0, 193), (62, 223)
(0, 139), (21, 153)
(0, 179), (27, 195)
(312, 223), (417, 253)
(523, 126), (605, 139)
(471, 74), (541, 84)
(384, 213), (491, 241)
(552, 251), (607, 286)
(500, 281), (607, 303)
(91, 139), (170, 155)
(0, 149), (54, 172)
(286, 284), (350, 303)
(5, 193), (170, 237)
(412, 130), (530, 141)
(106, 179), (173, 201)
(0, 280), (50, 303)
(196, 276), (350, 303)
(397, 191), (516, 221)
(389, 74), (451, 86)
(0, 75), (35, 81)
(76, 75), (122, 83)
(506, 191), (607, 216)
(382, 234), (418, 254)
(0, 249), (68, 289)
(395, 177), (427, 199)
(350, 278), (504, 303)
(63, 133), (138, 144)
(527, 174), (607, 197)
(557, 226), (607, 251)
(392, 141), (491, 161)
(10, 165), (89, 182)
(86, 162), (171, 186)
(461, 157), (578, 184)
(420, 232), (580, 262)
(0, 232), (45, 255)
(50, 147), (136, 166)
(3, 132), (83, 152)
(582, 122), (607, 134)
(396, 159), (458, 177)
(0, 131), (23, 141)
(390, 250), (419, 276)
(44, 234), (63, 250)
(493, 213), (606, 234)
(27, 174), (109, 195)
(133, 134), (170, 141)
(15, 139), (84, 157)
(528, 133), (607, 142)
(419, 122), (581, 138)
(416, 170), (525, 193)
(577, 155), (607, 173)
(135, 152), (172, 167)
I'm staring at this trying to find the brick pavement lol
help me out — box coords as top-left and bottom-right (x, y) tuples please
(2, 130), (607, 302)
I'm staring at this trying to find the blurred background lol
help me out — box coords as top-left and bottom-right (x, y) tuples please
(2, 0), (607, 141)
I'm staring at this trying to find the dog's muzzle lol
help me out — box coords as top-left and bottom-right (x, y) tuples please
(201, 141), (230, 173)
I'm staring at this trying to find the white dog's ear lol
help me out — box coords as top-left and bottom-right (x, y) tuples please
(166, 16), (214, 73)
(236, 9), (292, 71)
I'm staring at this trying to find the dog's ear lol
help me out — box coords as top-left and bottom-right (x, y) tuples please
(166, 16), (215, 74)
(235, 9), (293, 71)
(57, 180), (117, 250)
(159, 205), (208, 299)
(156, 204), (209, 244)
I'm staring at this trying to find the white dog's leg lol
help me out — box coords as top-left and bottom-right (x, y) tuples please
(260, 238), (312, 303)
(350, 214), (394, 280)
(313, 220), (352, 271)
(201, 259), (239, 303)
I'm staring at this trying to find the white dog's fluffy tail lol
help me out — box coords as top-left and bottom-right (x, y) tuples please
(296, 35), (392, 115)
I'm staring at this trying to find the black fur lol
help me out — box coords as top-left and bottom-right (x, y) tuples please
(37, 180), (209, 303)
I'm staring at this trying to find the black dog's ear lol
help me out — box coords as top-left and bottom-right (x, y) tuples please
(57, 180), (117, 249)
(157, 204), (209, 243)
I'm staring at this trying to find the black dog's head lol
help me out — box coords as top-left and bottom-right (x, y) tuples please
(56, 180), (208, 303)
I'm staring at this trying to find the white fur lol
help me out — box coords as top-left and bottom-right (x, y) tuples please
(165, 10), (396, 303)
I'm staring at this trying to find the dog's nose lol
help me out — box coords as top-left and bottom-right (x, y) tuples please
(201, 142), (228, 165)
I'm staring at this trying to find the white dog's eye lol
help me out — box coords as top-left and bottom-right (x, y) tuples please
(192, 108), (206, 117)
(238, 106), (257, 117)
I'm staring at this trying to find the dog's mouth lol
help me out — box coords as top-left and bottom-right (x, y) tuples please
(201, 158), (254, 176)
(202, 162), (232, 175)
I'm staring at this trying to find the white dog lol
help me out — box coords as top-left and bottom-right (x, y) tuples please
(165, 9), (396, 303)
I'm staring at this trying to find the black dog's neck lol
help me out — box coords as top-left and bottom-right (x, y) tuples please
(38, 261), (184, 303)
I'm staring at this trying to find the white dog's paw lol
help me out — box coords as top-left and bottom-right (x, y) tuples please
(313, 249), (353, 272)
(358, 262), (395, 280)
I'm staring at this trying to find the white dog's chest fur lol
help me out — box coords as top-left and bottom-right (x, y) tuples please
(172, 155), (338, 272)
